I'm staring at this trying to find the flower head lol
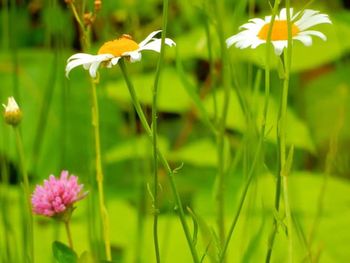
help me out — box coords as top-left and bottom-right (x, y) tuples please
(31, 171), (87, 218)
(65, 30), (176, 78)
(2, 96), (22, 126)
(226, 8), (332, 55)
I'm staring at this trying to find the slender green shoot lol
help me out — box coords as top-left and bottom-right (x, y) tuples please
(14, 127), (34, 263)
(64, 220), (74, 249)
(151, 0), (170, 261)
(66, 1), (111, 259)
(119, 59), (200, 263)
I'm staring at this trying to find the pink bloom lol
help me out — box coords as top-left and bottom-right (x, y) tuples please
(31, 171), (87, 217)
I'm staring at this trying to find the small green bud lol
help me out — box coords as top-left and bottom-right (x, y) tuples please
(2, 97), (22, 126)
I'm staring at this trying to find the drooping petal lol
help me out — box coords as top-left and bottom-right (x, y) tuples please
(65, 55), (97, 77)
(66, 53), (94, 62)
(251, 39), (265, 49)
(106, 57), (121, 68)
(123, 51), (142, 62)
(272, 40), (288, 55)
(226, 32), (251, 48)
(294, 34), (313, 46)
(138, 37), (176, 53)
(65, 54), (113, 78)
(138, 30), (162, 48)
(89, 61), (103, 78)
(299, 30), (327, 41)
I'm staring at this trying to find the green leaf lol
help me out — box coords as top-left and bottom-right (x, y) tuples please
(78, 251), (94, 263)
(52, 241), (78, 263)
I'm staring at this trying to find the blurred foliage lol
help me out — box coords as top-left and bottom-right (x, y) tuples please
(0, 0), (350, 262)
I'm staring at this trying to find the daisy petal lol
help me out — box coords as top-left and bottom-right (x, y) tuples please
(272, 41), (287, 55)
(89, 61), (102, 78)
(124, 51), (142, 62)
(90, 54), (114, 77)
(165, 38), (176, 47)
(65, 56), (96, 77)
(296, 13), (331, 30)
(138, 30), (162, 48)
(138, 39), (162, 52)
(299, 30), (327, 41)
(294, 35), (313, 46)
(111, 57), (121, 65)
(67, 53), (94, 62)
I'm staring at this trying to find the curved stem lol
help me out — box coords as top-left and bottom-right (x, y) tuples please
(221, 0), (280, 260)
(282, 2), (293, 262)
(213, 0), (231, 250)
(66, 1), (111, 259)
(219, 135), (262, 262)
(151, 0), (170, 261)
(90, 79), (112, 260)
(266, 1), (293, 262)
(119, 60), (200, 263)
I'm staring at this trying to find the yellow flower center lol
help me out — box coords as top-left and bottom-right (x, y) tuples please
(258, 20), (299, 41)
(97, 34), (139, 56)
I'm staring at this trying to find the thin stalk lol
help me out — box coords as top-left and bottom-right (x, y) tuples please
(67, 1), (110, 258)
(90, 79), (112, 260)
(14, 127), (34, 263)
(132, 106), (145, 263)
(68, 2), (85, 34)
(213, 0), (231, 249)
(119, 59), (200, 263)
(220, 0), (280, 257)
(266, 1), (293, 261)
(151, 0), (170, 261)
(282, 3), (294, 262)
(219, 135), (263, 262)
(64, 220), (74, 249)
(0, 156), (12, 262)
(203, 1), (218, 124)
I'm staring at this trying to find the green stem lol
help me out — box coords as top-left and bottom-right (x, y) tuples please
(90, 79), (112, 260)
(203, 1), (217, 124)
(64, 220), (74, 249)
(67, 1), (110, 258)
(213, 0), (230, 249)
(68, 2), (85, 35)
(14, 127), (34, 263)
(132, 106), (145, 263)
(266, 1), (293, 261)
(119, 59), (200, 263)
(151, 0), (170, 261)
(219, 136), (262, 262)
(282, 3), (293, 262)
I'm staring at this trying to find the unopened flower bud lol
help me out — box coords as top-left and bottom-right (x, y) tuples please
(94, 0), (102, 12)
(83, 12), (95, 26)
(3, 97), (22, 126)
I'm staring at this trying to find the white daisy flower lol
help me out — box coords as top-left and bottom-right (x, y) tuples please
(65, 30), (176, 78)
(226, 8), (332, 55)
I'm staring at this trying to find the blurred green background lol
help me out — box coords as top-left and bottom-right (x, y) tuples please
(0, 0), (350, 262)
